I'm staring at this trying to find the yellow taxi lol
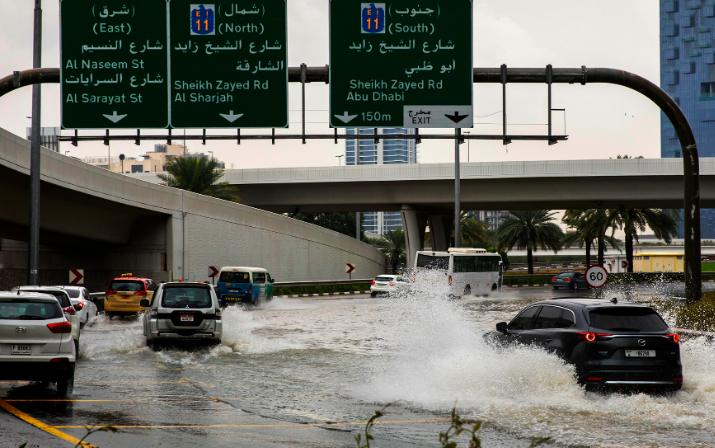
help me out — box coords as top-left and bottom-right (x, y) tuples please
(104, 274), (157, 317)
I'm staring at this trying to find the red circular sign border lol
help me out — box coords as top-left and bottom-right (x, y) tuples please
(585, 264), (609, 289)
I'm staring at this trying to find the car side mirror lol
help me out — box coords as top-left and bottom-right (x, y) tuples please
(139, 299), (150, 307)
(496, 322), (508, 334)
(73, 304), (82, 311)
(270, 279), (275, 283)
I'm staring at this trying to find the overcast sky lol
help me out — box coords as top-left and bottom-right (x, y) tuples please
(0, 1), (660, 169)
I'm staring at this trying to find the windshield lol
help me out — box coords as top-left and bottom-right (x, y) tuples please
(416, 254), (450, 270)
(219, 271), (250, 283)
(556, 273), (573, 278)
(161, 287), (213, 308)
(375, 276), (394, 281)
(0, 300), (63, 320)
(65, 289), (81, 299)
(589, 308), (669, 332)
(109, 280), (145, 292)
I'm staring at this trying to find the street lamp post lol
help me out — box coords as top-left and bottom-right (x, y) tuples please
(335, 154), (344, 165)
(208, 150), (214, 160)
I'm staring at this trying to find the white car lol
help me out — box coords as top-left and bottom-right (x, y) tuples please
(370, 275), (409, 297)
(0, 291), (76, 397)
(58, 286), (98, 328)
(12, 286), (81, 354)
(142, 281), (223, 350)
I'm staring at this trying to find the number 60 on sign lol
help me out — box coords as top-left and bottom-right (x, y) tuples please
(585, 265), (609, 289)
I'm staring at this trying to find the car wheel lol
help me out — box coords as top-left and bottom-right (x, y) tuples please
(149, 340), (161, 352)
(464, 285), (471, 296)
(56, 376), (74, 398)
(74, 339), (79, 356)
(370, 292), (377, 298)
(553, 286), (560, 290)
(570, 282), (578, 290)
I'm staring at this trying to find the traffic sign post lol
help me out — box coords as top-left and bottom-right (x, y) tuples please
(208, 265), (218, 285)
(346, 263), (355, 279)
(168, 0), (288, 128)
(60, 0), (169, 129)
(585, 265), (609, 289)
(329, 0), (473, 128)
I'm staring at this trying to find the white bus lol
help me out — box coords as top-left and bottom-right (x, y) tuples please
(413, 248), (503, 297)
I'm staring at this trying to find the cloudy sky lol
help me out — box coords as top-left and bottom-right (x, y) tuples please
(0, 1), (659, 168)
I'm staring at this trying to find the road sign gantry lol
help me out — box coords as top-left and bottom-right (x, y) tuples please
(60, 0), (287, 129)
(329, 0), (473, 128)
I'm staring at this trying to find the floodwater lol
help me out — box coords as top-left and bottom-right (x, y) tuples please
(5, 282), (715, 447)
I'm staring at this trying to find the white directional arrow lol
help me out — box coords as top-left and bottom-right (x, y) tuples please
(103, 111), (127, 123)
(334, 111), (358, 124)
(219, 110), (244, 123)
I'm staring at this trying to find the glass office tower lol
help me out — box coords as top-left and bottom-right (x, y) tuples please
(661, 0), (715, 237)
(345, 128), (418, 235)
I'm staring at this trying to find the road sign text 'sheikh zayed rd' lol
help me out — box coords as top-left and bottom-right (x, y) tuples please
(59, 0), (287, 129)
(329, 0), (473, 128)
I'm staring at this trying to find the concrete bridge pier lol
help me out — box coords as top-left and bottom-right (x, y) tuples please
(400, 206), (454, 268)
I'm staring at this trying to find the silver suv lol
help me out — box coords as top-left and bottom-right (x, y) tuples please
(12, 286), (82, 353)
(142, 282), (223, 349)
(0, 292), (76, 397)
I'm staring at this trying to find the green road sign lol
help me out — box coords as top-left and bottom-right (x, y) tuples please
(60, 0), (169, 129)
(169, 0), (288, 128)
(329, 0), (472, 128)
(60, 0), (287, 129)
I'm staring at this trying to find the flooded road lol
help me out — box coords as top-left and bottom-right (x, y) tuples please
(3, 286), (715, 447)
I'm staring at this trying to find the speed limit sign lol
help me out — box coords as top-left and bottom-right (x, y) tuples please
(585, 265), (609, 289)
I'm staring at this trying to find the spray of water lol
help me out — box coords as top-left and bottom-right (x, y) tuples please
(352, 279), (715, 447)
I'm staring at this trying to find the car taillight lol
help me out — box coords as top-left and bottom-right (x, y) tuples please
(150, 310), (157, 319)
(674, 377), (683, 382)
(564, 278), (571, 282)
(552, 277), (557, 281)
(448, 275), (452, 285)
(50, 357), (70, 362)
(585, 377), (603, 382)
(76, 302), (84, 309)
(371, 280), (376, 285)
(576, 332), (611, 342)
(249, 285), (253, 294)
(62, 306), (76, 315)
(106, 289), (116, 295)
(389, 282), (395, 286)
(135, 291), (147, 296)
(47, 321), (72, 333)
(668, 333), (680, 343)
(413, 275), (416, 280)
(215, 309), (221, 320)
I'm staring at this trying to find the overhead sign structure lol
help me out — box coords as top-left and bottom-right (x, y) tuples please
(585, 265), (609, 289)
(329, 0), (473, 128)
(60, 0), (287, 129)
(69, 269), (84, 285)
(169, 0), (288, 128)
(60, 0), (169, 128)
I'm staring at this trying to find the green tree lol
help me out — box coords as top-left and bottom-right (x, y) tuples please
(376, 228), (406, 274)
(288, 212), (366, 240)
(611, 208), (678, 273)
(495, 210), (564, 274)
(455, 212), (490, 247)
(157, 155), (238, 201)
(563, 209), (621, 266)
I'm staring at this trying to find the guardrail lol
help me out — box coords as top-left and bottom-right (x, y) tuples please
(502, 274), (555, 287)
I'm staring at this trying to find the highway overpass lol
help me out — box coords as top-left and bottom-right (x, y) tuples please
(0, 128), (385, 290)
(134, 159), (715, 266)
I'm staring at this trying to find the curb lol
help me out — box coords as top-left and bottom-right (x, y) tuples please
(279, 290), (367, 298)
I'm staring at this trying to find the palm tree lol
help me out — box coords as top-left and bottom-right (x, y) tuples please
(375, 228), (406, 274)
(563, 209), (622, 266)
(496, 210), (564, 274)
(456, 211), (490, 247)
(158, 155), (238, 201)
(611, 208), (678, 273)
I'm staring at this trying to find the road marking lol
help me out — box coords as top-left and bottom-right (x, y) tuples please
(5, 398), (221, 403)
(55, 418), (448, 429)
(0, 399), (97, 447)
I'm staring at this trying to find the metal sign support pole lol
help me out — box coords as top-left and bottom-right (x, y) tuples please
(27, 0), (42, 285)
(546, 64), (556, 146)
(501, 64), (510, 146)
(454, 128), (461, 248)
(301, 63), (306, 144)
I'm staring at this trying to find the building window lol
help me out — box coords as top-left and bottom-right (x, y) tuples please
(702, 82), (715, 97)
(666, 0), (679, 12)
(131, 165), (144, 173)
(665, 71), (680, 85)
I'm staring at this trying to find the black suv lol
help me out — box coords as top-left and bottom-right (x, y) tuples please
(489, 298), (683, 391)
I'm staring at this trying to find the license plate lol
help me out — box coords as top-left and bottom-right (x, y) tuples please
(12, 344), (31, 355)
(180, 315), (194, 322)
(625, 350), (656, 358)
(229, 289), (239, 292)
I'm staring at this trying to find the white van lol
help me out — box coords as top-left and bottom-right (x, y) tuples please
(413, 248), (503, 297)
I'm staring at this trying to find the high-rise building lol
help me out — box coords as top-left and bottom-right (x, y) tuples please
(469, 210), (512, 230)
(345, 128), (418, 235)
(26, 127), (60, 153)
(661, 0), (715, 238)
